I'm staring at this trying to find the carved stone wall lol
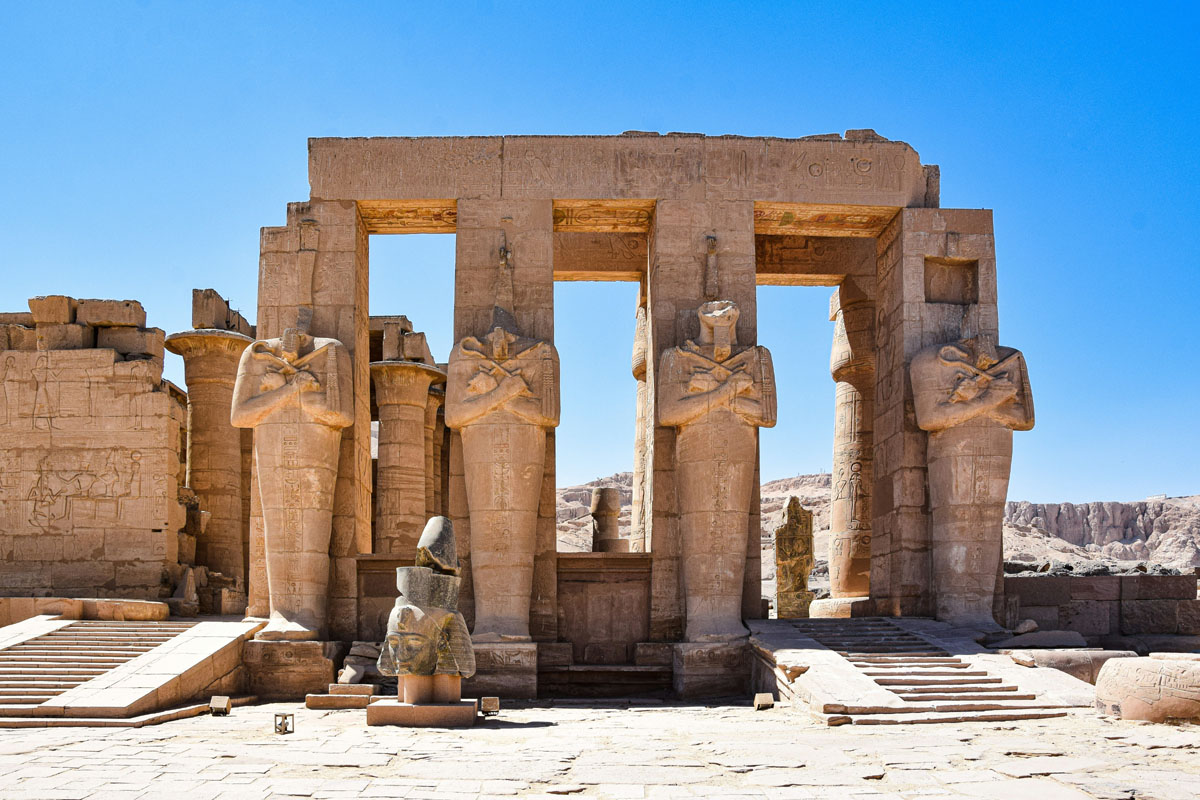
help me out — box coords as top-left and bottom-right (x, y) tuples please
(0, 296), (186, 598)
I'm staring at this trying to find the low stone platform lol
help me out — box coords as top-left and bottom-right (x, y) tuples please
(366, 698), (478, 727)
(750, 617), (1094, 725)
(244, 640), (344, 700)
(305, 683), (378, 710)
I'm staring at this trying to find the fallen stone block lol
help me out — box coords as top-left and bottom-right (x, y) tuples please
(1095, 656), (1200, 722)
(989, 630), (1088, 649)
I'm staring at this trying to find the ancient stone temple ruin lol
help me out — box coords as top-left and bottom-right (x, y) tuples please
(19, 130), (1184, 726)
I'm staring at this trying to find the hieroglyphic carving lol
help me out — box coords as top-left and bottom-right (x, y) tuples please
(659, 300), (776, 642)
(231, 326), (353, 640)
(911, 335), (1034, 625)
(445, 306), (559, 641)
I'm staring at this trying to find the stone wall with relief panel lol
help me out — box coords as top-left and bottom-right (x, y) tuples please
(0, 296), (186, 598)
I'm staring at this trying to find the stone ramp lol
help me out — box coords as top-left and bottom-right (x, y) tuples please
(750, 617), (1094, 725)
(0, 615), (263, 722)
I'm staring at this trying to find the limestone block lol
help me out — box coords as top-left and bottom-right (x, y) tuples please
(28, 295), (77, 324)
(79, 598), (169, 621)
(1058, 600), (1118, 637)
(96, 326), (165, 360)
(462, 643), (537, 699)
(1178, 599), (1200, 635)
(243, 640), (341, 699)
(1121, 599), (1180, 635)
(672, 641), (749, 699)
(1095, 656), (1200, 722)
(75, 299), (147, 328)
(401, 331), (435, 364)
(990, 630), (1088, 649)
(35, 323), (95, 351)
(1121, 575), (1197, 601)
(1068, 576), (1120, 601)
(0, 311), (34, 325)
(366, 698), (477, 727)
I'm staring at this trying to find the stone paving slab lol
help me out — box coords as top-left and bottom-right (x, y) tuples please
(0, 700), (1196, 799)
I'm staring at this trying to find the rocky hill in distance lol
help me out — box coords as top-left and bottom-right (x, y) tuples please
(555, 473), (1200, 574)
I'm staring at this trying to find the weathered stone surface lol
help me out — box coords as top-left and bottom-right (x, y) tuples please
(0, 305), (186, 600)
(232, 326), (353, 640)
(243, 640), (341, 700)
(1095, 656), (1200, 722)
(659, 300), (775, 642)
(589, 487), (624, 553)
(672, 641), (749, 699)
(911, 335), (1034, 626)
(774, 497), (815, 618)
(1010, 648), (1137, 684)
(991, 630), (1088, 649)
(446, 307), (559, 642)
(76, 299), (147, 328)
(1120, 599), (1180, 635)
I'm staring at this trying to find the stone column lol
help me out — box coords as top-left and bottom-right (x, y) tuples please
(590, 487), (625, 553)
(371, 361), (447, 557)
(165, 329), (253, 587)
(629, 306), (649, 552)
(424, 387), (444, 520)
(812, 280), (875, 617)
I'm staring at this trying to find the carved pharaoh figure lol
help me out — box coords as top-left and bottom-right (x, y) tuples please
(911, 334), (1034, 626)
(659, 300), (776, 641)
(231, 324), (352, 640)
(378, 516), (476, 683)
(445, 307), (559, 641)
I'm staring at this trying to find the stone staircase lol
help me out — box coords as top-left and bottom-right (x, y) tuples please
(751, 617), (1094, 725)
(538, 664), (673, 698)
(0, 620), (196, 716)
(0, 615), (263, 723)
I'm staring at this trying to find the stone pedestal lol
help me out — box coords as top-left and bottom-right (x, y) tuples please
(462, 642), (537, 699)
(809, 596), (875, 618)
(672, 641), (749, 700)
(243, 640), (343, 700)
(371, 360), (447, 557)
(367, 698), (478, 727)
(165, 329), (253, 588)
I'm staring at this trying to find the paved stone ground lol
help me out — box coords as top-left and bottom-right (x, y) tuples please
(0, 701), (1197, 799)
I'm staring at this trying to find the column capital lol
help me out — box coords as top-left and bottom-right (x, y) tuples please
(370, 360), (447, 407)
(166, 329), (253, 382)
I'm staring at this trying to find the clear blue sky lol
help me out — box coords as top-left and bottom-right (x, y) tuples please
(2, 3), (1197, 502)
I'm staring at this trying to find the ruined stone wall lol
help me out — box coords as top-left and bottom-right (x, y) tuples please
(0, 296), (186, 599)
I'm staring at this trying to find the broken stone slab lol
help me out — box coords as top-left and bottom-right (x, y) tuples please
(1009, 648), (1137, 684)
(1013, 619), (1039, 634)
(989, 630), (1088, 649)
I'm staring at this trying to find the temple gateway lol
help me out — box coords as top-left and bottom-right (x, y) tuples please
(2, 131), (1070, 714)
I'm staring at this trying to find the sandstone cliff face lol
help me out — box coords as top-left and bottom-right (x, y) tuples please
(1004, 496), (1200, 568)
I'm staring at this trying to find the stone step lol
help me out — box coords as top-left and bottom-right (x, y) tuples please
(900, 693), (1038, 702)
(0, 656), (129, 666)
(0, 667), (107, 677)
(837, 650), (948, 657)
(0, 682), (81, 691)
(826, 708), (1070, 726)
(891, 684), (1021, 694)
(0, 694), (58, 703)
(850, 658), (964, 665)
(305, 693), (371, 710)
(328, 684), (377, 696)
(539, 664), (672, 699)
(853, 662), (970, 670)
(862, 670), (989, 678)
(873, 676), (1003, 686)
(7, 647), (153, 656)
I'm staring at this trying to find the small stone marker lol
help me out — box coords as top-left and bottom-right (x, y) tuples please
(480, 696), (500, 716)
(753, 693), (775, 710)
(274, 712), (294, 734)
(208, 695), (231, 716)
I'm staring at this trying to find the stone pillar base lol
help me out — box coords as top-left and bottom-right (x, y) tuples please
(672, 641), (749, 700)
(462, 642), (537, 699)
(366, 698), (478, 727)
(243, 640), (343, 700)
(777, 591), (816, 619)
(808, 597), (874, 619)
